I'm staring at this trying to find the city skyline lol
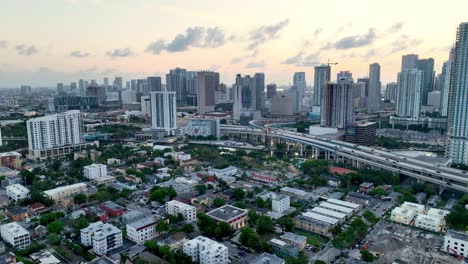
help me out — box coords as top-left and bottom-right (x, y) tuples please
(0, 0), (466, 87)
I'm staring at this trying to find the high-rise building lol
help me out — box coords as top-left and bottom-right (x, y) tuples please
(167, 68), (188, 107)
(270, 95), (294, 116)
(27, 110), (84, 151)
(385, 82), (398, 102)
(293, 72), (306, 101)
(440, 49), (454, 117)
(357, 77), (370, 97)
(313, 65), (331, 107)
(254, 73), (265, 111)
(232, 84), (243, 121)
(20, 85), (32, 97)
(234, 73), (265, 111)
(113, 77), (123, 91)
(147, 77), (162, 95)
(86, 81), (106, 105)
(401, 54), (419, 70)
(337, 71), (353, 81)
(150, 91), (177, 135)
(427, 90), (441, 109)
(121, 89), (137, 104)
(395, 69), (424, 119)
(320, 77), (354, 129)
(140, 96), (151, 116)
(367, 63), (381, 113)
(197, 71), (219, 114)
(70, 82), (77, 91)
(186, 71), (198, 106)
(79, 79), (85, 94)
(103, 77), (109, 90)
(266, 84), (277, 99)
(284, 88), (300, 114)
(183, 236), (229, 264)
(416, 58), (435, 105)
(434, 74), (444, 91)
(57, 83), (64, 94)
(446, 22), (468, 165)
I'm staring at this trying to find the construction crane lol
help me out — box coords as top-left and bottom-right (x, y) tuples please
(326, 59), (339, 66)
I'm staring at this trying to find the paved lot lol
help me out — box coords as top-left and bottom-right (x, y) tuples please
(223, 240), (259, 264)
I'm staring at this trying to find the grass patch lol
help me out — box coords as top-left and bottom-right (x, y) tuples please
(292, 229), (328, 247)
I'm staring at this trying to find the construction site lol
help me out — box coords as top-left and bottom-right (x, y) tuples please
(361, 220), (460, 264)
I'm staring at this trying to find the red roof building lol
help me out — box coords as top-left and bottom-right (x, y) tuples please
(100, 201), (126, 217)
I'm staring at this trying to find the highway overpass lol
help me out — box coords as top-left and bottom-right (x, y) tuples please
(220, 125), (468, 193)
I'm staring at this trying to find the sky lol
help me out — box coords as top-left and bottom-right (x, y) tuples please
(0, 0), (466, 88)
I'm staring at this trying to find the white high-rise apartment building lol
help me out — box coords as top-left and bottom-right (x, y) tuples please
(0, 222), (30, 249)
(395, 69), (424, 119)
(140, 96), (151, 116)
(272, 194), (290, 214)
(440, 49), (454, 117)
(447, 22), (468, 165)
(83, 164), (107, 180)
(150, 91), (177, 135)
(313, 65), (331, 107)
(126, 216), (158, 244)
(27, 110), (84, 151)
(320, 77), (354, 129)
(81, 221), (122, 256)
(183, 236), (229, 264)
(385, 82), (398, 102)
(293, 72), (306, 102)
(166, 200), (197, 222)
(367, 63), (381, 113)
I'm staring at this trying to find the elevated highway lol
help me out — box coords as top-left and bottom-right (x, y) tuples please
(220, 125), (468, 193)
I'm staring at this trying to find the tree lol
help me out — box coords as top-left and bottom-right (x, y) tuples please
(47, 220), (64, 233)
(360, 250), (375, 262)
(363, 210), (379, 224)
(182, 224), (195, 234)
(286, 255), (309, 264)
(331, 225), (342, 236)
(156, 220), (169, 233)
(300, 159), (329, 175)
(48, 233), (60, 245)
(196, 184), (207, 195)
(314, 261), (327, 264)
(233, 188), (245, 200)
(213, 198), (226, 208)
(278, 217), (294, 232)
(239, 227), (262, 250)
(73, 193), (87, 204)
(256, 215), (273, 234)
(95, 190), (112, 202)
(255, 197), (269, 208)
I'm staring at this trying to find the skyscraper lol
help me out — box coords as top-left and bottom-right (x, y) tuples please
(113, 77), (123, 91)
(416, 58), (435, 105)
(150, 91), (177, 135)
(385, 82), (398, 102)
(446, 22), (468, 165)
(197, 71), (219, 114)
(320, 77), (354, 129)
(401, 54), (419, 70)
(26, 110), (84, 151)
(266, 84), (277, 99)
(293, 72), (306, 101)
(313, 65), (331, 106)
(20, 85), (32, 97)
(186, 71), (198, 106)
(235, 73), (265, 111)
(86, 81), (106, 105)
(440, 49), (454, 117)
(57, 83), (64, 94)
(79, 79), (85, 95)
(357, 77), (370, 97)
(367, 63), (381, 113)
(395, 69), (424, 119)
(254, 73), (265, 111)
(166, 68), (188, 107)
(147, 77), (162, 95)
(232, 84), (243, 121)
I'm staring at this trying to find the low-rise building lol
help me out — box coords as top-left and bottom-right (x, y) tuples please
(100, 201), (126, 217)
(310, 207), (347, 223)
(5, 184), (30, 202)
(272, 194), (290, 214)
(401, 202), (425, 214)
(83, 164), (107, 180)
(443, 229), (468, 257)
(206, 205), (248, 229)
(414, 214), (445, 232)
(93, 175), (116, 185)
(30, 250), (61, 264)
(251, 173), (277, 184)
(166, 200), (197, 223)
(127, 216), (158, 244)
(157, 232), (188, 250)
(44, 183), (87, 202)
(293, 214), (333, 237)
(80, 221), (122, 255)
(0, 222), (30, 249)
(164, 151), (192, 161)
(358, 182), (374, 194)
(390, 207), (417, 225)
(251, 253), (285, 264)
(208, 166), (238, 178)
(280, 232), (307, 250)
(269, 238), (299, 258)
(0, 152), (22, 170)
(183, 236), (228, 264)
(6, 207), (29, 221)
(280, 187), (313, 200)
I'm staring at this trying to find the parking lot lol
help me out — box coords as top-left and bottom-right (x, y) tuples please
(223, 241), (259, 264)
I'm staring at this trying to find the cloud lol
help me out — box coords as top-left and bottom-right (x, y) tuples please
(245, 61), (265, 68)
(16, 44), (39, 56)
(363, 49), (377, 59)
(0, 41), (8, 48)
(230, 50), (258, 64)
(313, 29), (322, 37)
(281, 52), (319, 66)
(323, 28), (376, 50)
(106, 48), (134, 58)
(231, 57), (243, 64)
(146, 27), (225, 54)
(70, 50), (90, 58)
(248, 19), (289, 49)
(390, 35), (423, 53)
(388, 22), (404, 33)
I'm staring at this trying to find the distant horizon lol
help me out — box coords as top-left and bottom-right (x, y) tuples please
(1, 0), (465, 87)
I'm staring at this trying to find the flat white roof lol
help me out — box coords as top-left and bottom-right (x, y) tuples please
(402, 202), (425, 211)
(0, 151), (21, 157)
(319, 202), (354, 214)
(44, 183), (86, 196)
(427, 208), (449, 218)
(311, 207), (347, 220)
(415, 214), (443, 224)
(391, 207), (416, 216)
(302, 211), (339, 225)
(326, 198), (360, 209)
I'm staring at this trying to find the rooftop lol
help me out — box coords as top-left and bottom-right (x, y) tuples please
(311, 207), (347, 219)
(207, 205), (247, 222)
(44, 182), (86, 196)
(0, 166), (14, 174)
(280, 232), (307, 245)
(302, 211), (339, 225)
(0, 222), (28, 235)
(127, 216), (157, 229)
(446, 229), (468, 241)
(0, 151), (21, 157)
(326, 198), (360, 209)
(251, 252), (284, 264)
(101, 201), (125, 211)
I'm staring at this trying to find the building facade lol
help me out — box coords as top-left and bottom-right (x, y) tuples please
(395, 69), (424, 119)
(183, 236), (229, 264)
(367, 63), (381, 113)
(313, 65), (331, 107)
(83, 164), (107, 180)
(80, 221), (122, 256)
(166, 200), (197, 223)
(0, 222), (30, 249)
(126, 217), (158, 244)
(0, 152), (22, 170)
(6, 184), (30, 202)
(197, 71), (219, 114)
(320, 78), (354, 129)
(150, 91), (177, 135)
